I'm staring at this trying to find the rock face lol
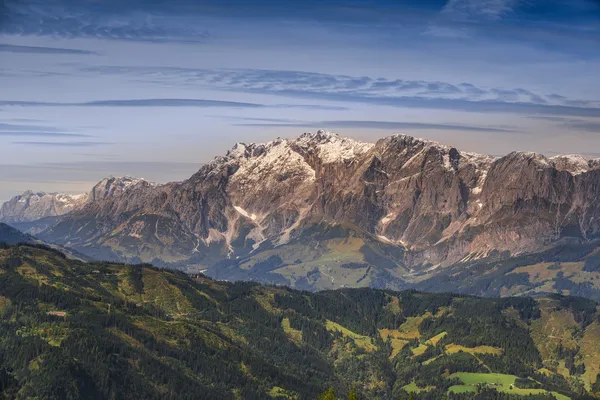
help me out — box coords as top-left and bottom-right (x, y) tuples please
(87, 176), (148, 202)
(35, 130), (600, 289)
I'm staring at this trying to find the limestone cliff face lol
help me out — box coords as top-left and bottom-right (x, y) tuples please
(38, 131), (600, 279)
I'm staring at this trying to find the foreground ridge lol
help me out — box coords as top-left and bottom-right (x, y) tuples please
(0, 243), (598, 399)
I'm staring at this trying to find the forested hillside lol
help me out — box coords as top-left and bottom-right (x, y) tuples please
(0, 244), (599, 399)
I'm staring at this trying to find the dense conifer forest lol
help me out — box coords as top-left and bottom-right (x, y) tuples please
(0, 244), (599, 399)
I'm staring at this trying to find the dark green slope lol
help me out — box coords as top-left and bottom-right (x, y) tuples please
(0, 245), (599, 400)
(414, 240), (600, 302)
(0, 223), (35, 245)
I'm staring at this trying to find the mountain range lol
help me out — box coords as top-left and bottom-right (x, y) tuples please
(4, 130), (600, 295)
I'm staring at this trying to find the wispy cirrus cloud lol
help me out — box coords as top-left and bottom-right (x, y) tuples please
(2, 2), (210, 42)
(0, 98), (344, 110)
(76, 66), (600, 117)
(13, 141), (112, 147)
(527, 115), (600, 133)
(0, 131), (91, 137)
(0, 122), (64, 132)
(0, 122), (93, 137)
(0, 43), (97, 55)
(440, 0), (522, 21)
(228, 118), (518, 133)
(563, 120), (600, 132)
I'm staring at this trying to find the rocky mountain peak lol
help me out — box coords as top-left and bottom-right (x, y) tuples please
(550, 154), (591, 175)
(293, 130), (374, 164)
(388, 133), (450, 151)
(88, 176), (148, 202)
(298, 129), (339, 142)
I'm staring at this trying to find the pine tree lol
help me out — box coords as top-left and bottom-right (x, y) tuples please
(318, 387), (336, 400)
(348, 387), (359, 400)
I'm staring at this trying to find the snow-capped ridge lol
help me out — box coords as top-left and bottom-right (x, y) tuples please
(294, 130), (374, 163)
(390, 133), (452, 151)
(550, 154), (590, 175)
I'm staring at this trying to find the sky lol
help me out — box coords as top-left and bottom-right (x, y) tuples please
(1, 0), (600, 201)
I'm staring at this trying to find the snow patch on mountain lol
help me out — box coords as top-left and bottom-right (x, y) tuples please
(230, 139), (316, 189)
(233, 205), (258, 221)
(550, 154), (590, 175)
(295, 130), (374, 164)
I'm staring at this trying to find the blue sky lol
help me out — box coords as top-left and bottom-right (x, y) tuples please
(1, 0), (599, 200)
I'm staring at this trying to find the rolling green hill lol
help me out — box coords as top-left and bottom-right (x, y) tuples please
(0, 244), (599, 399)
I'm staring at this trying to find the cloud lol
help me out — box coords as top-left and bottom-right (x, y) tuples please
(218, 116), (298, 123)
(527, 115), (600, 133)
(2, 2), (210, 42)
(230, 119), (517, 133)
(0, 98), (344, 110)
(440, 0), (522, 21)
(0, 99), (263, 108)
(561, 120), (600, 133)
(13, 141), (113, 147)
(0, 43), (97, 55)
(77, 66), (600, 117)
(0, 131), (91, 137)
(0, 122), (92, 137)
(273, 104), (349, 111)
(0, 122), (65, 132)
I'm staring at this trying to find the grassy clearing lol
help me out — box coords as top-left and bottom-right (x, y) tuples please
(536, 368), (553, 376)
(396, 314), (431, 339)
(268, 386), (297, 399)
(450, 372), (517, 385)
(448, 373), (571, 399)
(497, 386), (569, 399)
(422, 355), (441, 365)
(389, 339), (409, 358)
(402, 382), (435, 393)
(425, 332), (447, 345)
(281, 318), (302, 343)
(326, 320), (375, 351)
(448, 385), (475, 394)
(412, 344), (428, 357)
(445, 344), (503, 356)
(142, 269), (194, 317)
(379, 329), (410, 358)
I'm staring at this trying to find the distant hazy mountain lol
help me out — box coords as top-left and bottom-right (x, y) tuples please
(27, 130), (600, 293)
(0, 191), (88, 223)
(0, 176), (147, 234)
